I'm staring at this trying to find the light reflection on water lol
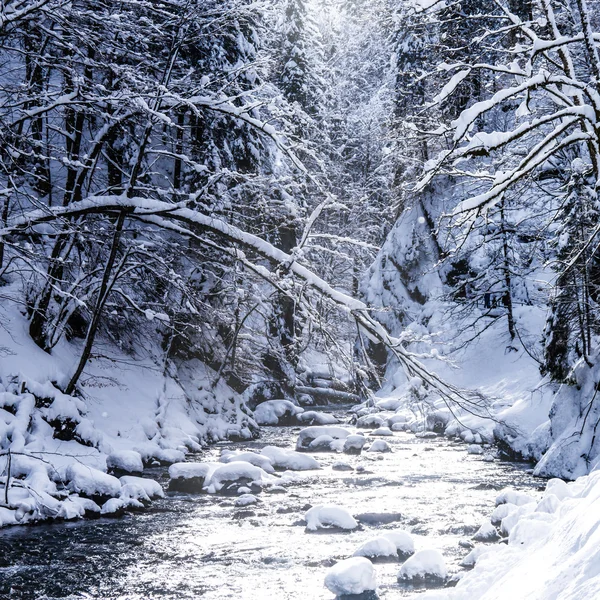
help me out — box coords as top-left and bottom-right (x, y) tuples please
(0, 416), (542, 599)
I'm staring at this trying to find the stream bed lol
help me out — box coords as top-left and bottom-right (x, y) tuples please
(0, 410), (543, 599)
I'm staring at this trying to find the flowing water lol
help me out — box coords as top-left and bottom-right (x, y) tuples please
(0, 409), (542, 600)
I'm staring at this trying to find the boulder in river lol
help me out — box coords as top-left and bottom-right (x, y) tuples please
(325, 557), (377, 596)
(296, 426), (352, 451)
(398, 549), (447, 586)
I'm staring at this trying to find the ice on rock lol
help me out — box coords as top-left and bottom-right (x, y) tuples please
(235, 494), (259, 507)
(220, 450), (275, 473)
(472, 520), (499, 542)
(495, 487), (537, 507)
(398, 549), (447, 585)
(343, 434), (367, 454)
(106, 450), (144, 474)
(296, 426), (351, 451)
(304, 505), (359, 531)
(297, 411), (340, 425)
(324, 557), (377, 596)
(353, 536), (398, 560)
(368, 440), (391, 453)
(260, 445), (321, 470)
(66, 463), (122, 498)
(382, 531), (415, 558)
(253, 400), (304, 425)
(371, 427), (393, 437)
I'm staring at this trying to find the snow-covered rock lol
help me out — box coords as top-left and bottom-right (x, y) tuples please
(253, 400), (304, 425)
(382, 530), (415, 558)
(119, 476), (164, 499)
(304, 505), (358, 531)
(472, 521), (499, 542)
(168, 462), (217, 493)
(356, 414), (385, 429)
(220, 450), (275, 473)
(368, 440), (391, 453)
(235, 494), (259, 507)
(66, 463), (122, 498)
(371, 426), (393, 437)
(204, 462), (276, 495)
(398, 549), (447, 585)
(324, 557), (377, 596)
(353, 536), (398, 560)
(260, 445), (321, 470)
(106, 450), (144, 474)
(296, 411), (339, 425)
(495, 488), (537, 507)
(296, 426), (351, 451)
(343, 434), (367, 454)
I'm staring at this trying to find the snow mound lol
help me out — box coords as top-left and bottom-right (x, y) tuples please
(417, 470), (600, 600)
(205, 461), (276, 494)
(220, 450), (275, 473)
(66, 463), (121, 498)
(297, 411), (339, 425)
(304, 505), (358, 531)
(260, 445), (321, 470)
(472, 521), (499, 542)
(398, 549), (447, 584)
(324, 557), (377, 596)
(356, 414), (385, 428)
(371, 427), (393, 437)
(495, 488), (537, 507)
(253, 400), (304, 425)
(235, 494), (259, 507)
(353, 536), (398, 560)
(296, 426), (351, 451)
(460, 545), (499, 568)
(106, 450), (144, 474)
(382, 531), (415, 557)
(168, 462), (219, 492)
(368, 440), (392, 453)
(343, 434), (367, 454)
(119, 476), (164, 499)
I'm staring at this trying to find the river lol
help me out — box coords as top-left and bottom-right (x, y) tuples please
(0, 408), (542, 599)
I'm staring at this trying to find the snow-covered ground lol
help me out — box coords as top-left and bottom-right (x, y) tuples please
(0, 295), (255, 526)
(416, 474), (600, 600)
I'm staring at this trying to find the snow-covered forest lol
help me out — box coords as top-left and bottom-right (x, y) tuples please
(2, 0), (600, 598)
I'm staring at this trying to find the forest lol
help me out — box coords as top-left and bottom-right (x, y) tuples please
(1, 0), (600, 598)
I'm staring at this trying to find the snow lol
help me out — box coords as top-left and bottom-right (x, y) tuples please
(168, 462), (216, 481)
(382, 531), (415, 557)
(119, 476), (164, 499)
(343, 434), (367, 453)
(371, 426), (393, 437)
(204, 462), (276, 494)
(368, 440), (392, 452)
(324, 557), (377, 596)
(296, 426), (352, 450)
(235, 494), (259, 507)
(66, 463), (122, 498)
(398, 549), (447, 583)
(106, 450), (144, 474)
(417, 471), (600, 600)
(495, 488), (536, 507)
(304, 505), (359, 531)
(260, 445), (321, 470)
(253, 400), (304, 425)
(472, 521), (499, 542)
(353, 536), (398, 559)
(221, 450), (275, 474)
(296, 411), (339, 425)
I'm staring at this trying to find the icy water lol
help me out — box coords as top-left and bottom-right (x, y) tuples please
(0, 409), (543, 600)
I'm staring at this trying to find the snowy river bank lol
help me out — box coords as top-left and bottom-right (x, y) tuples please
(0, 410), (542, 599)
